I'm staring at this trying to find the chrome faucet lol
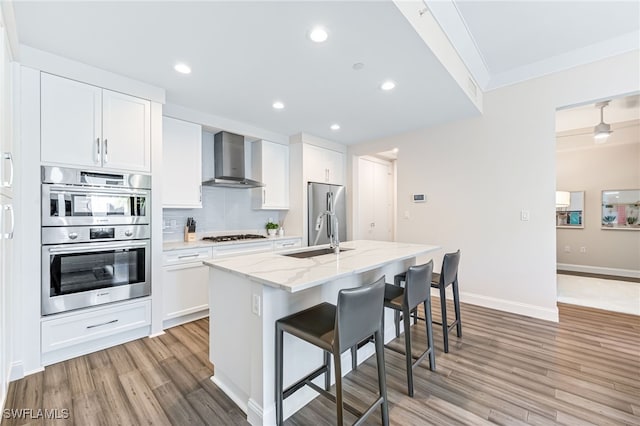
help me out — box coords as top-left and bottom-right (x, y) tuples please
(314, 210), (340, 254)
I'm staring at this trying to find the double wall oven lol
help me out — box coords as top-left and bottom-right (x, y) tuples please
(41, 166), (151, 315)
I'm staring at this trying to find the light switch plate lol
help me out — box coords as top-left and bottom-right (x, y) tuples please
(252, 294), (261, 316)
(520, 210), (530, 221)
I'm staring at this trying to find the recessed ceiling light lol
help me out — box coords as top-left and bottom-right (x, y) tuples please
(352, 62), (365, 71)
(330, 124), (340, 131)
(309, 27), (328, 43)
(272, 101), (285, 110)
(380, 80), (396, 91)
(392, 148), (399, 153)
(174, 63), (191, 74)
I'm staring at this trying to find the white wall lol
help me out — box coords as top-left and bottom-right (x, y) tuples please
(348, 51), (640, 322)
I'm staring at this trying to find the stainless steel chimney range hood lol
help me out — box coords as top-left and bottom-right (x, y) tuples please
(202, 131), (264, 188)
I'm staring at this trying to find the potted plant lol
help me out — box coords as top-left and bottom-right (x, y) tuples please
(266, 221), (279, 236)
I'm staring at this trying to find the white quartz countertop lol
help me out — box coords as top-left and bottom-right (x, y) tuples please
(204, 240), (440, 292)
(163, 235), (302, 252)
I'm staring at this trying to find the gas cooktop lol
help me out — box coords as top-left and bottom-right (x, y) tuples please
(202, 234), (267, 243)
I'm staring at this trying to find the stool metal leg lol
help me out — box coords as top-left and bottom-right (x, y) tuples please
(324, 351), (331, 391)
(393, 274), (402, 338)
(439, 284), (449, 353)
(333, 350), (344, 426)
(350, 345), (357, 371)
(374, 328), (389, 426)
(453, 279), (462, 338)
(275, 324), (284, 426)
(402, 305), (414, 397)
(424, 300), (435, 370)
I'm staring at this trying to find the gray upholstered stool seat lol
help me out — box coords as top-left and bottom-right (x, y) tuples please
(275, 277), (389, 426)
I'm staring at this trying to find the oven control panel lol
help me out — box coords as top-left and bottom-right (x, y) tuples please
(42, 225), (150, 245)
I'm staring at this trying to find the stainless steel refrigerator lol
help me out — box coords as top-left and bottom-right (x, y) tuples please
(308, 182), (347, 246)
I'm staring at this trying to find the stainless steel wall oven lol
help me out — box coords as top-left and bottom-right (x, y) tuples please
(41, 167), (151, 315)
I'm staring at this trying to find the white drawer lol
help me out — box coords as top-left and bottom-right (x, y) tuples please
(163, 247), (213, 265)
(213, 241), (274, 258)
(274, 239), (302, 250)
(42, 299), (151, 353)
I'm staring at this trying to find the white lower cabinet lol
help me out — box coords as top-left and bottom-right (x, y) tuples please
(162, 247), (213, 329)
(161, 238), (302, 329)
(163, 262), (210, 325)
(41, 298), (151, 365)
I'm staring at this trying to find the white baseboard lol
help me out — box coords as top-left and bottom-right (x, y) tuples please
(557, 263), (640, 279)
(211, 373), (248, 414)
(148, 331), (166, 338)
(460, 291), (559, 323)
(162, 310), (209, 330)
(9, 361), (24, 381)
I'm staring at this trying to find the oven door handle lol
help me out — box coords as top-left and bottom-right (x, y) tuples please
(45, 185), (149, 197)
(46, 240), (148, 254)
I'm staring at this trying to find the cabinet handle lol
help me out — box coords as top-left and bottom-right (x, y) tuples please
(2, 204), (14, 240)
(104, 139), (108, 164)
(2, 152), (14, 188)
(325, 168), (329, 182)
(178, 253), (200, 259)
(281, 242), (295, 247)
(86, 319), (118, 329)
(199, 185), (202, 203)
(95, 138), (101, 164)
(262, 189), (266, 205)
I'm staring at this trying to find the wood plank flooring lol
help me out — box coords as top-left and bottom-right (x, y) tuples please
(2, 301), (639, 425)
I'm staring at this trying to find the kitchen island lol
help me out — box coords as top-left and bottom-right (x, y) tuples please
(204, 240), (440, 426)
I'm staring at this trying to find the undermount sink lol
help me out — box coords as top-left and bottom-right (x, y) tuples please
(282, 247), (354, 259)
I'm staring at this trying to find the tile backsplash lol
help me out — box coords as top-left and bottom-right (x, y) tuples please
(163, 186), (285, 241)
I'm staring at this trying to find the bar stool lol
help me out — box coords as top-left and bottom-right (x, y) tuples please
(394, 250), (461, 353)
(275, 277), (389, 426)
(352, 262), (436, 397)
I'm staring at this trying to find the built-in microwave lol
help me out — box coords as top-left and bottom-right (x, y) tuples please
(41, 166), (151, 227)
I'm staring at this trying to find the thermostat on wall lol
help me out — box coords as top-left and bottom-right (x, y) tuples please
(412, 194), (426, 203)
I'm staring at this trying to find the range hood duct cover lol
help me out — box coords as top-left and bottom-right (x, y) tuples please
(202, 131), (264, 188)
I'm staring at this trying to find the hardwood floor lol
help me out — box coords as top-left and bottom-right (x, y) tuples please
(2, 301), (639, 425)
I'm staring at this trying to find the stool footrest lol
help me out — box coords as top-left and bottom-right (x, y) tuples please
(384, 344), (434, 370)
(306, 381), (378, 420)
(432, 319), (459, 332)
(283, 365), (328, 400)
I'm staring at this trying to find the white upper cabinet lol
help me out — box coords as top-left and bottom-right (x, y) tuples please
(101, 89), (151, 172)
(252, 140), (289, 210)
(41, 73), (151, 172)
(304, 143), (344, 185)
(162, 117), (202, 208)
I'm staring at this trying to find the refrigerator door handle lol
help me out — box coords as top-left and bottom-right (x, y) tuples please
(326, 192), (332, 238)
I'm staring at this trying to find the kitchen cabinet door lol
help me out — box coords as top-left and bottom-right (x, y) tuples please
(162, 117), (202, 208)
(41, 73), (102, 168)
(253, 140), (289, 209)
(304, 144), (344, 185)
(162, 262), (209, 324)
(102, 89), (151, 172)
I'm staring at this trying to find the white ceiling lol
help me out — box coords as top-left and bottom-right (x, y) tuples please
(11, 1), (640, 144)
(430, 0), (640, 89)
